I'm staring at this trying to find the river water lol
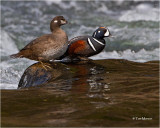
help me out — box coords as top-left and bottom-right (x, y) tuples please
(0, 0), (159, 89)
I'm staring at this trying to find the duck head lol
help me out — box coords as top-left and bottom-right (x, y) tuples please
(92, 27), (112, 39)
(50, 16), (68, 32)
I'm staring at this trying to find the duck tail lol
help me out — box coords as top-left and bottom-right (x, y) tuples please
(10, 53), (23, 58)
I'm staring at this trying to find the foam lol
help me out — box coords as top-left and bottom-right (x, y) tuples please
(0, 29), (18, 56)
(45, 1), (81, 10)
(0, 83), (18, 89)
(119, 4), (159, 22)
(90, 48), (159, 62)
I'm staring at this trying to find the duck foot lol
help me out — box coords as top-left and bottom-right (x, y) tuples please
(40, 61), (52, 70)
(77, 56), (91, 61)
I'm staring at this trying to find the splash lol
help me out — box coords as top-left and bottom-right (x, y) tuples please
(90, 48), (159, 62)
(119, 4), (159, 22)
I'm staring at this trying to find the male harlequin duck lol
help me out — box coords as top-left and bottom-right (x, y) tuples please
(11, 16), (68, 63)
(60, 27), (112, 61)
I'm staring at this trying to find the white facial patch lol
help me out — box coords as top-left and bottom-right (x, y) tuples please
(60, 20), (66, 24)
(98, 31), (101, 33)
(104, 29), (110, 37)
(54, 20), (58, 23)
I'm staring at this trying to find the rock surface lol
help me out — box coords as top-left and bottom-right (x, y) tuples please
(1, 59), (159, 127)
(18, 62), (69, 88)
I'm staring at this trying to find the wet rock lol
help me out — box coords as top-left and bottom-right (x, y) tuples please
(18, 62), (70, 88)
(18, 59), (159, 91)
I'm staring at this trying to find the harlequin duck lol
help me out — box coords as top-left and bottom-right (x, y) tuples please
(11, 16), (68, 63)
(60, 27), (112, 61)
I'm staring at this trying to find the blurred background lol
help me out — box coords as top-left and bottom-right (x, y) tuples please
(0, 0), (159, 89)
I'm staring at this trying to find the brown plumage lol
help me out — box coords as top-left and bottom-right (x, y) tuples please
(10, 16), (68, 62)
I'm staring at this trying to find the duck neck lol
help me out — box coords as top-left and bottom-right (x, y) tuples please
(51, 28), (65, 35)
(92, 35), (105, 45)
(50, 23), (61, 32)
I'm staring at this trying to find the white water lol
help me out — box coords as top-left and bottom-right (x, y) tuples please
(90, 48), (159, 62)
(0, 30), (35, 89)
(0, 30), (18, 56)
(119, 3), (159, 22)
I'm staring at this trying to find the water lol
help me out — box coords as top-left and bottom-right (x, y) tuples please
(0, 0), (159, 89)
(1, 60), (159, 127)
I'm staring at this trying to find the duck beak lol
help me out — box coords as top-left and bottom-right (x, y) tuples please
(65, 20), (68, 24)
(64, 20), (68, 24)
(104, 28), (115, 38)
(109, 34), (115, 38)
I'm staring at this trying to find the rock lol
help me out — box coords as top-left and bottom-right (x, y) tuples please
(18, 62), (70, 88)
(18, 59), (159, 90)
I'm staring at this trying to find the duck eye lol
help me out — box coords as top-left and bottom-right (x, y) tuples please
(54, 20), (58, 23)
